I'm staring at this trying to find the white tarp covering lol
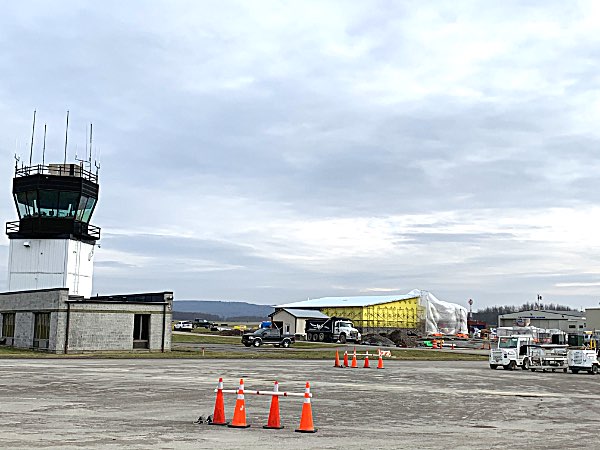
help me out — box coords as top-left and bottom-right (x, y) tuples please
(411, 289), (468, 335)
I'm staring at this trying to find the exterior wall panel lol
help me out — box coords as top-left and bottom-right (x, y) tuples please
(8, 239), (95, 297)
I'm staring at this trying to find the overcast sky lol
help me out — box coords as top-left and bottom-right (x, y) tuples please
(1, 1), (600, 309)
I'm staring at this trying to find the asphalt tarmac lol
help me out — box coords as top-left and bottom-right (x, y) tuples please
(0, 359), (598, 449)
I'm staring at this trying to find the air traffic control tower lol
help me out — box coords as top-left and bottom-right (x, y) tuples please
(5, 162), (100, 298)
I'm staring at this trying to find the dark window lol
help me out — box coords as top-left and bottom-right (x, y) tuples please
(133, 314), (150, 349)
(33, 313), (51, 349)
(81, 197), (96, 223)
(1, 313), (15, 346)
(14, 192), (29, 218)
(76, 195), (88, 221)
(57, 191), (80, 218)
(14, 190), (39, 218)
(569, 324), (576, 329)
(38, 190), (59, 217)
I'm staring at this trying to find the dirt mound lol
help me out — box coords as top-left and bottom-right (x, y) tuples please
(388, 329), (419, 348)
(362, 334), (395, 347)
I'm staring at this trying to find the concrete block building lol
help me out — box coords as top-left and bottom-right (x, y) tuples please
(0, 289), (172, 353)
(0, 156), (174, 353)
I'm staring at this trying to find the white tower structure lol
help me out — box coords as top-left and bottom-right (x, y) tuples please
(6, 162), (100, 297)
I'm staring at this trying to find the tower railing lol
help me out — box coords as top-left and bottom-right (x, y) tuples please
(15, 164), (98, 183)
(5, 220), (101, 239)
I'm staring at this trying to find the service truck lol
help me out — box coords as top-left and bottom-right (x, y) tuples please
(567, 333), (599, 374)
(305, 317), (361, 343)
(489, 335), (534, 370)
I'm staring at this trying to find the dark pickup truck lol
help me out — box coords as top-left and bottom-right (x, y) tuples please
(241, 327), (295, 348)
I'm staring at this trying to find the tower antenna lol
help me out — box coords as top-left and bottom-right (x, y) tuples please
(89, 123), (93, 168)
(42, 124), (47, 166)
(85, 124), (88, 165)
(63, 110), (69, 166)
(29, 110), (36, 166)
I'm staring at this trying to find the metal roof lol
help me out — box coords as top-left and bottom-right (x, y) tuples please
(276, 292), (420, 309)
(499, 309), (585, 320)
(272, 308), (329, 319)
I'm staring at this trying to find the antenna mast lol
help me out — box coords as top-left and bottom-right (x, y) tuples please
(29, 110), (36, 166)
(63, 110), (69, 166)
(42, 124), (47, 166)
(89, 123), (93, 169)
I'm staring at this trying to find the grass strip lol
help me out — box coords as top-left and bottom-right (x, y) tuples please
(0, 346), (486, 361)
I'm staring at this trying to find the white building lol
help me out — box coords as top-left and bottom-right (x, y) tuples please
(498, 309), (586, 332)
(270, 308), (329, 337)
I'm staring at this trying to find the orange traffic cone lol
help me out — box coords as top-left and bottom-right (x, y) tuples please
(210, 377), (228, 426)
(377, 354), (384, 369)
(263, 381), (284, 429)
(228, 378), (250, 428)
(363, 352), (370, 368)
(295, 382), (317, 433)
(334, 350), (341, 367)
(343, 351), (349, 367)
(351, 348), (358, 368)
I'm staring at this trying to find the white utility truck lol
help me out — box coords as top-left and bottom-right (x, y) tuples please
(527, 344), (568, 372)
(566, 333), (599, 374)
(489, 335), (534, 370)
(567, 348), (599, 374)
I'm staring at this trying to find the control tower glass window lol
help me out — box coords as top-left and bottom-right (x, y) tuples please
(14, 191), (39, 219)
(38, 190), (59, 217)
(81, 198), (96, 223)
(57, 191), (79, 218)
(75, 196), (96, 223)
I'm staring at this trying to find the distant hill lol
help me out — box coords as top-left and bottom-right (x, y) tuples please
(173, 300), (274, 321)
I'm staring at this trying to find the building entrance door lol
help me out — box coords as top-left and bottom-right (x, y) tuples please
(33, 312), (50, 349)
(133, 314), (150, 349)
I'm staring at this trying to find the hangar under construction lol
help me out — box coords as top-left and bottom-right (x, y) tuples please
(276, 289), (468, 335)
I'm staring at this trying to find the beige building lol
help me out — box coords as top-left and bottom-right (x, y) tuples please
(498, 309), (586, 332)
(585, 308), (600, 331)
(270, 308), (329, 337)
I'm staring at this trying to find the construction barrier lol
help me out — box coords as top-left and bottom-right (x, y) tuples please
(208, 378), (316, 432)
(334, 348), (392, 368)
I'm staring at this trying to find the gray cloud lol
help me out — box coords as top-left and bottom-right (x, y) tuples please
(1, 1), (600, 308)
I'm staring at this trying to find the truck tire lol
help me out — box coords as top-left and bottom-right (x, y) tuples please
(318, 332), (325, 342)
(489, 364), (498, 370)
(590, 365), (598, 375)
(281, 339), (291, 348)
(307, 333), (313, 341)
(339, 334), (347, 344)
(504, 361), (516, 371)
(522, 358), (530, 370)
(312, 333), (319, 342)
(253, 338), (262, 347)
